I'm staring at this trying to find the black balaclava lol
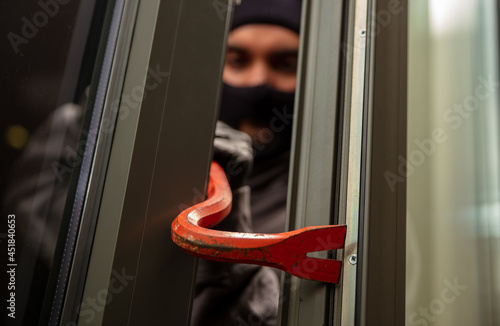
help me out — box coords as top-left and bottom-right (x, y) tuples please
(219, 84), (295, 161)
(219, 0), (301, 162)
(231, 0), (302, 34)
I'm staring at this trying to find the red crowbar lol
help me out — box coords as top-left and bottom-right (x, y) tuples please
(171, 162), (347, 283)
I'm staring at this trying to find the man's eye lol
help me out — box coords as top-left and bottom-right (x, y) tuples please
(269, 55), (298, 74)
(226, 53), (249, 69)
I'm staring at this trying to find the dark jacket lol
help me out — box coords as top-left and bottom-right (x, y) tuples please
(191, 152), (290, 326)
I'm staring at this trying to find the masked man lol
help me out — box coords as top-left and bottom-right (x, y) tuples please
(191, 0), (302, 325)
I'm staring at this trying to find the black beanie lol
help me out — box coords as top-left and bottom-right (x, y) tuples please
(231, 0), (302, 34)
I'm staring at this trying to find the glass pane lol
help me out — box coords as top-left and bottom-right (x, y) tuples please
(0, 2), (105, 324)
(407, 0), (500, 325)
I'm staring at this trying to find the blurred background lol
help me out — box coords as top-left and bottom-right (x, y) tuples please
(407, 0), (500, 325)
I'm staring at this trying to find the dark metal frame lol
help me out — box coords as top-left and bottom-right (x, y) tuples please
(53, 0), (137, 324)
(280, 0), (407, 325)
(356, 0), (407, 324)
(278, 0), (344, 325)
(72, 0), (232, 325)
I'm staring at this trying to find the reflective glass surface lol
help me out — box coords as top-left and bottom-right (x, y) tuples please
(0, 2), (103, 324)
